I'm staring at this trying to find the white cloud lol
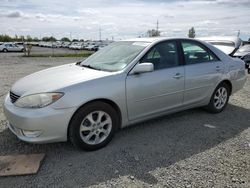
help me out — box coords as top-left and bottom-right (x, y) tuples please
(0, 0), (249, 40)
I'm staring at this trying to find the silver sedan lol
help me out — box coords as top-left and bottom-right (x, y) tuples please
(3, 38), (247, 150)
(0, 43), (24, 52)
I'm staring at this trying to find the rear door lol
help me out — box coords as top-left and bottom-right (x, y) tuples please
(180, 40), (223, 105)
(126, 40), (185, 120)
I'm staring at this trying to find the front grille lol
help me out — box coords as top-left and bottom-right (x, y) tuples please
(10, 91), (20, 103)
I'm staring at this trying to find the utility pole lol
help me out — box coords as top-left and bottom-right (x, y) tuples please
(156, 20), (159, 33)
(237, 30), (240, 37)
(51, 33), (54, 57)
(99, 27), (102, 41)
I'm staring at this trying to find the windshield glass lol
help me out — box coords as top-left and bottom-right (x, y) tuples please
(208, 41), (235, 47)
(239, 45), (250, 52)
(81, 41), (150, 72)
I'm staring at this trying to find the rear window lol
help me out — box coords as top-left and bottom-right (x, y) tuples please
(182, 41), (219, 65)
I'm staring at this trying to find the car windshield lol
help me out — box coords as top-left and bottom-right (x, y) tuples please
(81, 41), (150, 72)
(208, 41), (235, 47)
(238, 45), (250, 52)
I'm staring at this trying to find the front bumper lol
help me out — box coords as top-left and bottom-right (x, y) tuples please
(3, 94), (77, 143)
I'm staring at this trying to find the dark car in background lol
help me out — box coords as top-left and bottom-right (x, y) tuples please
(234, 44), (250, 73)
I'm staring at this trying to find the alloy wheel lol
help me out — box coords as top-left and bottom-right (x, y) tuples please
(214, 87), (228, 109)
(79, 111), (112, 145)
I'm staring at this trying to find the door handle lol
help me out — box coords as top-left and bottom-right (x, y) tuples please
(216, 66), (222, 71)
(173, 73), (183, 79)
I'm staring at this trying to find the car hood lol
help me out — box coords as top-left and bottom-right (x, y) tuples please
(11, 63), (112, 96)
(213, 45), (236, 55)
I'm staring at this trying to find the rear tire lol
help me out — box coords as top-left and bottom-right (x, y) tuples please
(69, 102), (119, 151)
(205, 82), (230, 113)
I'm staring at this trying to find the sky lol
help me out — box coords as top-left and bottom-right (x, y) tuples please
(0, 0), (250, 40)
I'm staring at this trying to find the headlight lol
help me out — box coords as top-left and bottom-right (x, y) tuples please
(14, 92), (64, 108)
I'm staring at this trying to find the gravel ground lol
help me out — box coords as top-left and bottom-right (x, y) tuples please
(0, 51), (249, 188)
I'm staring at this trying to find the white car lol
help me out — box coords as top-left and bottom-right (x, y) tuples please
(69, 42), (84, 50)
(0, 43), (24, 52)
(85, 44), (97, 51)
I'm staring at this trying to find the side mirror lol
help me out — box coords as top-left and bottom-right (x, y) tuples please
(131, 62), (154, 74)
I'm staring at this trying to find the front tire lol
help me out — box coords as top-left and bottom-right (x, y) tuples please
(205, 82), (230, 113)
(69, 102), (119, 151)
(3, 48), (7, 52)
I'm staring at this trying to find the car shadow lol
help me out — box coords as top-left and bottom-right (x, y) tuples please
(0, 103), (249, 187)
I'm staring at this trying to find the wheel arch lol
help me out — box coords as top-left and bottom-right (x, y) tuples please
(67, 98), (122, 139)
(218, 79), (232, 95)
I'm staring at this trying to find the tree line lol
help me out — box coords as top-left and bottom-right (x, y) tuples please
(0, 34), (74, 42)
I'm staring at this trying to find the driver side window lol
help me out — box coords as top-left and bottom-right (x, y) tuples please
(141, 41), (179, 70)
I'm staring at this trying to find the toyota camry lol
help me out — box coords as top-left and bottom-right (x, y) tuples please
(4, 38), (247, 150)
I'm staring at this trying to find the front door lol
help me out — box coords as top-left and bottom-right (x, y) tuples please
(126, 40), (184, 120)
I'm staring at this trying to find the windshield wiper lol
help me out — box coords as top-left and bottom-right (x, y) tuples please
(76, 61), (82, 65)
(81, 64), (101, 71)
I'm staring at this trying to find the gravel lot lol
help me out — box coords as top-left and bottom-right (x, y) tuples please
(0, 50), (249, 188)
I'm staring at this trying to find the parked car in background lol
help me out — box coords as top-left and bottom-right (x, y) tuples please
(234, 44), (250, 73)
(61, 42), (71, 48)
(198, 36), (242, 56)
(53, 41), (62, 48)
(4, 38), (246, 151)
(0, 42), (24, 52)
(69, 42), (84, 50)
(85, 44), (98, 51)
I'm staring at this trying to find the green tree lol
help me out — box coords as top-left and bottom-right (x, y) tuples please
(14, 34), (18, 41)
(61, 37), (71, 42)
(0, 34), (12, 42)
(19, 35), (25, 42)
(147, 29), (160, 37)
(72, 39), (79, 42)
(26, 35), (33, 42)
(42, 36), (57, 42)
(188, 27), (196, 38)
(33, 37), (39, 42)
